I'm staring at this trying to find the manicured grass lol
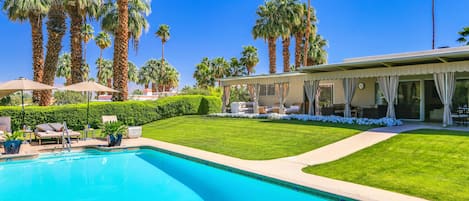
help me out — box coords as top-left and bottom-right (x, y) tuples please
(142, 115), (371, 160)
(303, 129), (469, 201)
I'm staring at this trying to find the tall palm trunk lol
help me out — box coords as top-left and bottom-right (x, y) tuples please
(432, 0), (435, 49)
(40, 3), (66, 106)
(267, 37), (276, 74)
(294, 32), (302, 68)
(303, 0), (311, 66)
(152, 82), (157, 93)
(113, 0), (129, 101)
(97, 50), (103, 95)
(69, 4), (83, 84)
(282, 37), (291, 72)
(161, 42), (165, 62)
(29, 14), (45, 103)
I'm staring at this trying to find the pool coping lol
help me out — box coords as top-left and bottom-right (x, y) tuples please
(0, 137), (428, 201)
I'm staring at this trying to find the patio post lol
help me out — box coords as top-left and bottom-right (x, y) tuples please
(343, 78), (358, 118)
(248, 84), (260, 113)
(377, 76), (399, 119)
(304, 80), (320, 115)
(221, 85), (231, 113)
(433, 72), (455, 127)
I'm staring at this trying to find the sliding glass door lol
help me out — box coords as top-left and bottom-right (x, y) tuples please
(396, 81), (421, 119)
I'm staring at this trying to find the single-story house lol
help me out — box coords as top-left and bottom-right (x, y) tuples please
(220, 46), (469, 126)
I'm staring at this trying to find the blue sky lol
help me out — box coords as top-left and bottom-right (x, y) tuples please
(0, 0), (468, 89)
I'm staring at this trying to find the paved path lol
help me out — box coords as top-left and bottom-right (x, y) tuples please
(14, 123), (468, 201)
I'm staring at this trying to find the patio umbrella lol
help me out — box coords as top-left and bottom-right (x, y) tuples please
(60, 81), (119, 137)
(0, 77), (54, 128)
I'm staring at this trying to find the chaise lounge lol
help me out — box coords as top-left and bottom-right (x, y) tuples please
(34, 123), (81, 145)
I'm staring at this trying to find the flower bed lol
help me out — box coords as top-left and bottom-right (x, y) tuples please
(209, 113), (403, 127)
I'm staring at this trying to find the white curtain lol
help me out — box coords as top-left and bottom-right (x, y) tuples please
(378, 76), (399, 119)
(248, 84), (260, 113)
(221, 85), (231, 113)
(276, 82), (290, 114)
(434, 72), (455, 127)
(343, 78), (358, 118)
(304, 80), (320, 115)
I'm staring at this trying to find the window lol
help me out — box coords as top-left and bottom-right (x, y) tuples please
(259, 84), (275, 96)
(453, 79), (469, 109)
(316, 84), (333, 108)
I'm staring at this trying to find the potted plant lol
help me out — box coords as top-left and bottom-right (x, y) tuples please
(102, 121), (127, 147)
(3, 131), (23, 154)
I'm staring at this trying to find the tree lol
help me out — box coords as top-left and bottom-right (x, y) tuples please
(96, 58), (113, 89)
(293, 3), (316, 68)
(95, 31), (112, 84)
(137, 65), (152, 89)
(240, 45), (259, 75)
(155, 24), (170, 62)
(128, 61), (139, 83)
(457, 27), (469, 45)
(253, 0), (280, 74)
(140, 59), (160, 92)
(303, 0), (312, 66)
(303, 33), (328, 66)
(3, 0), (49, 103)
(101, 0), (151, 100)
(158, 61), (179, 92)
(81, 23), (94, 64)
(228, 57), (247, 77)
(277, 0), (303, 72)
(56, 53), (72, 85)
(211, 57), (229, 86)
(40, 0), (67, 106)
(193, 57), (215, 88)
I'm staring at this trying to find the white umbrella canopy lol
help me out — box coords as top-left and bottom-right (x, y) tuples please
(60, 81), (119, 139)
(60, 81), (119, 93)
(0, 77), (55, 129)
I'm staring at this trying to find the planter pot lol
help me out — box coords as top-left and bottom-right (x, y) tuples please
(107, 134), (123, 147)
(3, 140), (22, 154)
(128, 126), (142, 139)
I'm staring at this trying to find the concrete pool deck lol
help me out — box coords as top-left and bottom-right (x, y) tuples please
(7, 123), (468, 201)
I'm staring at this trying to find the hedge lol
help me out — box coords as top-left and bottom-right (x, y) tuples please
(0, 95), (221, 130)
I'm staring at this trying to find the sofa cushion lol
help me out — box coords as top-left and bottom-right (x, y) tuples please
(36, 124), (54, 132)
(48, 123), (64, 132)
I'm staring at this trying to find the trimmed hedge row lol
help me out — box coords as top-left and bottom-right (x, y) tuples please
(0, 95), (221, 130)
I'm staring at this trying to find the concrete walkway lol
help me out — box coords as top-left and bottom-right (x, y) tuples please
(11, 123), (468, 201)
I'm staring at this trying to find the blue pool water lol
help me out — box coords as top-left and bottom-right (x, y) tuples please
(0, 149), (348, 201)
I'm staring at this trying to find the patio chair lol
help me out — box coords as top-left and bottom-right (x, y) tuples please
(34, 123), (80, 145)
(102, 115), (118, 124)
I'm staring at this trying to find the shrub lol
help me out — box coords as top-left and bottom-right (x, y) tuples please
(0, 95), (221, 131)
(53, 91), (87, 105)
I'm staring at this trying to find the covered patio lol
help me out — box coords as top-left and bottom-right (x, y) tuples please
(221, 46), (469, 127)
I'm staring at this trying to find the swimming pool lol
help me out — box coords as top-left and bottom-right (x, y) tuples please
(0, 148), (350, 201)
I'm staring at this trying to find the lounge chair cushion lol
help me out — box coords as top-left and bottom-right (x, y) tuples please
(48, 123), (64, 132)
(36, 124), (54, 132)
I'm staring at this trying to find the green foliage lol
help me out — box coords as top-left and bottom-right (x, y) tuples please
(132, 89), (143, 95)
(5, 131), (23, 141)
(0, 92), (32, 106)
(0, 95), (221, 131)
(53, 91), (87, 105)
(102, 121), (127, 137)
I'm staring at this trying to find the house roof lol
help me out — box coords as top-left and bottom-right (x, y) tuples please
(301, 46), (469, 73)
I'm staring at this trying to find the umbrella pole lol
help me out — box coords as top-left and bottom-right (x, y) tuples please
(86, 91), (90, 140)
(21, 90), (25, 130)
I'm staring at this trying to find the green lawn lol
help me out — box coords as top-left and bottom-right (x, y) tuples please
(303, 129), (469, 201)
(142, 115), (371, 160)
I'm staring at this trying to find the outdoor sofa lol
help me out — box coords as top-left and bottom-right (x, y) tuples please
(34, 123), (80, 145)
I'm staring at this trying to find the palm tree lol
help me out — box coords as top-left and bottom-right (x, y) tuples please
(64, 0), (103, 84)
(193, 57), (214, 88)
(156, 24), (170, 62)
(95, 31), (111, 84)
(3, 0), (49, 103)
(81, 23), (94, 64)
(56, 53), (72, 86)
(303, 0), (311, 66)
(277, 0), (303, 72)
(82, 60), (90, 80)
(457, 27), (469, 45)
(96, 58), (113, 88)
(128, 61), (139, 83)
(229, 57), (247, 77)
(253, 1), (280, 74)
(432, 0), (435, 49)
(140, 59), (160, 93)
(101, 0), (151, 100)
(211, 57), (229, 86)
(137, 65), (152, 89)
(161, 64), (179, 91)
(303, 33), (328, 66)
(293, 3), (316, 68)
(240, 45), (259, 75)
(40, 0), (67, 106)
